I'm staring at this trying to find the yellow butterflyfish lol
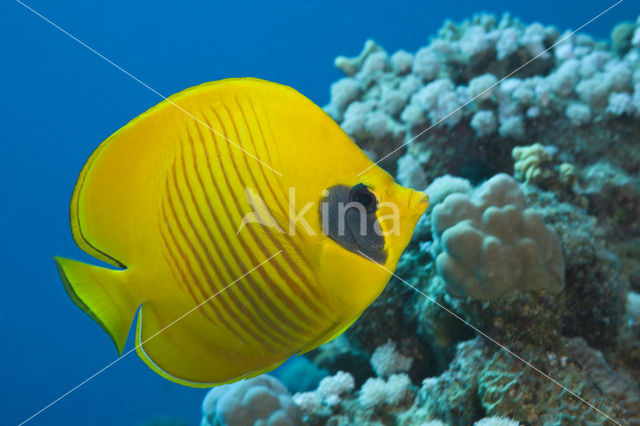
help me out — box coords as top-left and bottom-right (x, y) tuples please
(55, 78), (428, 387)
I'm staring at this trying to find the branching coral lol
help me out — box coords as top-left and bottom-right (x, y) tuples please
(370, 341), (414, 378)
(358, 374), (412, 409)
(512, 142), (553, 183)
(326, 12), (640, 182)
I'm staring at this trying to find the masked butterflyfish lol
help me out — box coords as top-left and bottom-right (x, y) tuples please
(55, 78), (428, 387)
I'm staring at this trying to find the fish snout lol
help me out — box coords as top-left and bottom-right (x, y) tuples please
(408, 189), (429, 217)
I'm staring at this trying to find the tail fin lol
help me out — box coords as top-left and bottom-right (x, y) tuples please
(54, 257), (138, 355)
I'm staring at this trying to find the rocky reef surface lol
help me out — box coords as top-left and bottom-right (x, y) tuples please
(201, 13), (640, 426)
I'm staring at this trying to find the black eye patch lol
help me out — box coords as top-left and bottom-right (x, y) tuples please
(349, 183), (378, 213)
(320, 184), (387, 264)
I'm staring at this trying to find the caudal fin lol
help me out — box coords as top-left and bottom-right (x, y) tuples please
(55, 257), (138, 355)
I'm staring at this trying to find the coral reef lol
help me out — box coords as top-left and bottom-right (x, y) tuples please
(525, 187), (627, 352)
(199, 11), (640, 426)
(410, 337), (635, 424)
(319, 11), (639, 425)
(565, 337), (640, 423)
(581, 161), (640, 240)
(292, 361), (418, 425)
(201, 375), (301, 426)
(324, 13), (640, 182)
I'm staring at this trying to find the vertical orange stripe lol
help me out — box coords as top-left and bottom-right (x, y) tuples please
(178, 129), (294, 348)
(245, 98), (327, 302)
(193, 115), (311, 338)
(164, 173), (273, 350)
(237, 97), (323, 300)
(203, 108), (320, 328)
(160, 198), (251, 346)
(218, 103), (324, 316)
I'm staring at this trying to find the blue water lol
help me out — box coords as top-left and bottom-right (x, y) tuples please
(1, 1), (636, 425)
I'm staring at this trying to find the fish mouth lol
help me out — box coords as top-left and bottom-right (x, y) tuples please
(408, 190), (429, 214)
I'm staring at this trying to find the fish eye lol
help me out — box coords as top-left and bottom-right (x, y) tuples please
(349, 183), (377, 213)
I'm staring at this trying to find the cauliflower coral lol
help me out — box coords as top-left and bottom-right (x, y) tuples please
(431, 174), (564, 300)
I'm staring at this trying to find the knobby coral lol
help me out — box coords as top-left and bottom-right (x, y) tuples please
(431, 174), (564, 300)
